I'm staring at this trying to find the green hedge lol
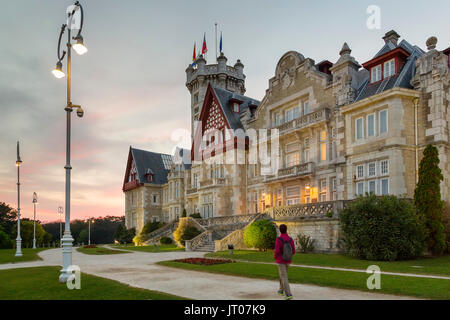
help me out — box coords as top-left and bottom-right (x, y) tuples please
(244, 220), (276, 251)
(340, 194), (426, 261)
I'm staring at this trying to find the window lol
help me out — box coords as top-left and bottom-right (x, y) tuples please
(193, 93), (199, 104)
(356, 181), (364, 196)
(285, 108), (294, 122)
(380, 160), (389, 175)
(304, 149), (309, 163)
(356, 117), (364, 140)
(153, 194), (158, 204)
(274, 113), (281, 126)
(233, 102), (240, 113)
(368, 180), (376, 194)
(368, 162), (376, 177)
(319, 179), (327, 202)
(380, 178), (389, 195)
(193, 173), (198, 188)
(293, 107), (300, 119)
(379, 110), (388, 134)
(357, 165), (364, 179)
(367, 114), (375, 137)
(384, 59), (395, 78)
(287, 198), (300, 205)
(176, 182), (180, 199)
(371, 65), (382, 83)
(320, 130), (327, 162)
(303, 101), (309, 115)
(286, 153), (300, 167)
(286, 186), (300, 197)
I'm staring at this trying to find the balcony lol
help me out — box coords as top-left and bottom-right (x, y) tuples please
(273, 107), (330, 134)
(122, 180), (142, 191)
(265, 200), (349, 220)
(186, 187), (198, 195)
(199, 178), (227, 189)
(265, 162), (315, 182)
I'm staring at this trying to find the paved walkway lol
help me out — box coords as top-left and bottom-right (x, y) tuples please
(0, 248), (419, 300)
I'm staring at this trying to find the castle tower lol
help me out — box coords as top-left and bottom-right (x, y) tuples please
(185, 52), (246, 138)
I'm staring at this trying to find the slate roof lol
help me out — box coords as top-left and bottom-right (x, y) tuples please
(175, 147), (192, 170)
(355, 39), (425, 102)
(211, 86), (260, 130)
(130, 147), (172, 185)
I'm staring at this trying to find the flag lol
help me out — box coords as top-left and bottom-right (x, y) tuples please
(202, 33), (207, 55)
(192, 42), (197, 66)
(219, 32), (222, 53)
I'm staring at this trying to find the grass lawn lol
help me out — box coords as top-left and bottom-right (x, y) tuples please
(0, 248), (49, 264)
(207, 250), (450, 277)
(76, 246), (130, 255)
(158, 260), (450, 300)
(113, 244), (184, 253)
(0, 266), (187, 300)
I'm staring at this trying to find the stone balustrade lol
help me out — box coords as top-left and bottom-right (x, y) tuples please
(265, 200), (348, 220)
(185, 230), (212, 252)
(273, 107), (330, 134)
(197, 214), (258, 228)
(186, 187), (198, 195)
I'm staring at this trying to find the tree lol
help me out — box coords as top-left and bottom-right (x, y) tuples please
(11, 220), (52, 248)
(340, 194), (426, 261)
(0, 225), (13, 249)
(0, 202), (17, 237)
(140, 221), (165, 235)
(77, 229), (88, 244)
(414, 144), (446, 255)
(244, 220), (277, 251)
(182, 209), (187, 217)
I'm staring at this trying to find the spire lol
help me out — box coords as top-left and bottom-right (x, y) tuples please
(339, 42), (351, 56)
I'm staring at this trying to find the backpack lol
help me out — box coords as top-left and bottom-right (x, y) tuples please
(278, 236), (293, 261)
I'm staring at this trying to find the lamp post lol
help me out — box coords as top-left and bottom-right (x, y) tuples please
(52, 1), (88, 283)
(58, 206), (63, 246)
(15, 141), (23, 257)
(88, 217), (91, 245)
(32, 192), (38, 249)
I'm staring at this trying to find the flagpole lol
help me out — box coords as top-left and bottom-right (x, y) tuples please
(215, 22), (218, 62)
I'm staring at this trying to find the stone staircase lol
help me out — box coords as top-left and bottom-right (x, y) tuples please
(194, 240), (216, 252)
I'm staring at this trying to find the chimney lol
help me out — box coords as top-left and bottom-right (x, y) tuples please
(383, 30), (400, 46)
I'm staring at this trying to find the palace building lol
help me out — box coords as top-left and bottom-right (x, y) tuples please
(123, 30), (450, 236)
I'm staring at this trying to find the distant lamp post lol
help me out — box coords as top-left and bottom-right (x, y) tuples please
(88, 218), (91, 245)
(52, 1), (88, 283)
(15, 141), (23, 257)
(58, 206), (63, 246)
(32, 192), (38, 249)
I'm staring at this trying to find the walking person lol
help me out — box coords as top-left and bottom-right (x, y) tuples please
(274, 224), (295, 300)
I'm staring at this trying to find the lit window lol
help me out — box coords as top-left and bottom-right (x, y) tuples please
(380, 160), (389, 175)
(320, 130), (327, 141)
(381, 178), (389, 195)
(384, 59), (395, 78)
(367, 114), (375, 137)
(356, 117), (364, 140)
(320, 143), (327, 161)
(371, 65), (382, 82)
(379, 110), (388, 134)
(357, 165), (364, 178)
(286, 153), (300, 167)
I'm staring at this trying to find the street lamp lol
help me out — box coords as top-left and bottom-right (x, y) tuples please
(32, 192), (38, 249)
(15, 141), (23, 257)
(52, 1), (87, 283)
(58, 206), (63, 246)
(88, 217), (91, 245)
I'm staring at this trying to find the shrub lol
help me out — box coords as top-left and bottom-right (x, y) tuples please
(182, 209), (187, 218)
(133, 234), (144, 246)
(442, 202), (450, 253)
(0, 225), (13, 249)
(190, 213), (202, 219)
(414, 144), (446, 255)
(160, 236), (173, 244)
(141, 221), (165, 235)
(173, 219), (202, 246)
(244, 220), (276, 251)
(296, 234), (315, 253)
(181, 227), (202, 241)
(340, 194), (426, 261)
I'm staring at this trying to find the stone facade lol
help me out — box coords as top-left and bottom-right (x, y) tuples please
(124, 31), (450, 242)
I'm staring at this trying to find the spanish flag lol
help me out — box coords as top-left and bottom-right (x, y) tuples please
(192, 42), (197, 66)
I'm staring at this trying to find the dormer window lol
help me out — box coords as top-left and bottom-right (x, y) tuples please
(233, 102), (240, 113)
(371, 65), (382, 83)
(383, 59), (395, 78)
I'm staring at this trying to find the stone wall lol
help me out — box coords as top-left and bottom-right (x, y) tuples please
(273, 219), (340, 253)
(215, 217), (341, 253)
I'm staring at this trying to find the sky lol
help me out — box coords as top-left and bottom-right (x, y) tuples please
(0, 0), (449, 223)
